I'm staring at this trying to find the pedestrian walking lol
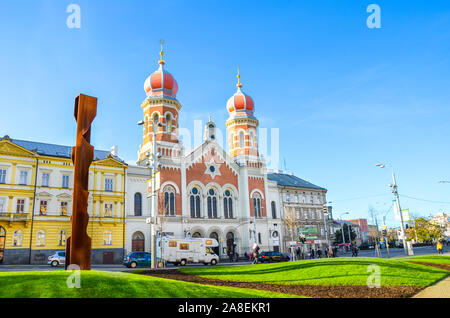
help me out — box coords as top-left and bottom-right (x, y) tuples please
(252, 243), (260, 264)
(333, 246), (337, 257)
(317, 248), (322, 258)
(328, 246), (334, 258)
(351, 245), (358, 257)
(324, 247), (328, 258)
(437, 240), (444, 255)
(310, 248), (315, 259)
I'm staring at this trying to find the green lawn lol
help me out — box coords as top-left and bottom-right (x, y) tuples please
(0, 270), (300, 298)
(180, 257), (449, 287)
(399, 255), (450, 265)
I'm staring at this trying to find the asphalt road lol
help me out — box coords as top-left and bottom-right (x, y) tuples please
(0, 245), (447, 272)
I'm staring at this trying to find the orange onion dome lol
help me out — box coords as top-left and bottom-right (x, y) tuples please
(226, 70), (254, 114)
(144, 53), (178, 98)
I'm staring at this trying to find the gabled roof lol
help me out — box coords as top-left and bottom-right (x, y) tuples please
(267, 172), (326, 191)
(11, 138), (120, 161)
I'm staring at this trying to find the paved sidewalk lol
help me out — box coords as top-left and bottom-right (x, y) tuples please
(413, 276), (450, 298)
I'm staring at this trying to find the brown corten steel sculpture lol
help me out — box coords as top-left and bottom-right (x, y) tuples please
(65, 94), (97, 270)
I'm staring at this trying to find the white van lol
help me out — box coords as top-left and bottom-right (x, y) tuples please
(158, 237), (219, 266)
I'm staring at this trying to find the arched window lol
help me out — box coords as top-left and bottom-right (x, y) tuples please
(252, 193), (262, 218)
(103, 230), (112, 245)
(223, 189), (233, 219)
(165, 114), (172, 133)
(144, 116), (148, 135)
(36, 230), (46, 247)
(13, 230), (22, 247)
(153, 114), (159, 134)
(134, 193), (142, 216)
(190, 187), (201, 218)
(58, 230), (66, 246)
(239, 131), (245, 148)
(249, 132), (254, 148)
(192, 232), (202, 238)
(271, 201), (277, 219)
(164, 186), (175, 216)
(229, 133), (234, 148)
(207, 188), (218, 219)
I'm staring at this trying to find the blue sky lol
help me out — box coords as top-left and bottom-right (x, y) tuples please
(1, 1), (449, 228)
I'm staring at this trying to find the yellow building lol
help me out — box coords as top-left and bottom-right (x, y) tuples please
(0, 136), (127, 264)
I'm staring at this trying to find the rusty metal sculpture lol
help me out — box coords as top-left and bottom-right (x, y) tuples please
(65, 94), (97, 270)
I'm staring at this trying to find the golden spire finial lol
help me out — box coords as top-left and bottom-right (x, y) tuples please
(237, 64), (242, 88)
(159, 39), (165, 65)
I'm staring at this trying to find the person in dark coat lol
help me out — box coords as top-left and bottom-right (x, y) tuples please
(317, 248), (322, 258)
(310, 248), (315, 259)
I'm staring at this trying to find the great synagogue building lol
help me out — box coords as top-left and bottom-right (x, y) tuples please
(125, 49), (330, 259)
(0, 48), (330, 264)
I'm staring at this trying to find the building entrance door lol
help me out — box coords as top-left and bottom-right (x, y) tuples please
(132, 232), (145, 252)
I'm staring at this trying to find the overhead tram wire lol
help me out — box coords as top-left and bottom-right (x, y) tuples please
(399, 194), (450, 205)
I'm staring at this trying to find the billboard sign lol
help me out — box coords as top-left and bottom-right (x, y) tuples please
(297, 225), (319, 240)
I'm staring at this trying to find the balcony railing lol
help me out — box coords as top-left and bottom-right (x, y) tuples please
(0, 212), (29, 221)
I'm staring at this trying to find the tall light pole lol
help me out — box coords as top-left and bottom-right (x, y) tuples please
(339, 212), (349, 252)
(138, 119), (162, 269)
(376, 163), (410, 255)
(322, 204), (330, 249)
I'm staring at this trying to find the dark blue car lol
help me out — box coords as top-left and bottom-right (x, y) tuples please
(123, 252), (151, 268)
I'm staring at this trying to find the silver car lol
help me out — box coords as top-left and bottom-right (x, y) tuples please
(48, 251), (65, 267)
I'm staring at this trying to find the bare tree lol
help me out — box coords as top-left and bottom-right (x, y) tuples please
(282, 206), (297, 260)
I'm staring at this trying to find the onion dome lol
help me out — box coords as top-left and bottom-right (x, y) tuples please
(226, 67), (254, 114)
(144, 44), (178, 98)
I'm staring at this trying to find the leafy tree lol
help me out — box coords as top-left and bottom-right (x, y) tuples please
(406, 217), (444, 242)
(333, 223), (357, 244)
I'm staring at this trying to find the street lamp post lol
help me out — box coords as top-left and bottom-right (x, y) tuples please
(138, 119), (163, 269)
(322, 204), (330, 249)
(339, 212), (349, 253)
(376, 163), (410, 256)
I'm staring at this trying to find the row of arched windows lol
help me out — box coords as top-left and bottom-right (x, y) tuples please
(230, 131), (257, 149)
(190, 186), (235, 219)
(134, 190), (279, 219)
(144, 113), (175, 135)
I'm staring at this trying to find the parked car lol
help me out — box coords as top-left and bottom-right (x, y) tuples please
(48, 251), (65, 267)
(258, 251), (290, 263)
(123, 252), (152, 268)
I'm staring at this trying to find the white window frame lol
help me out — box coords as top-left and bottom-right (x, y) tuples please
(42, 173), (50, 187)
(13, 230), (23, 247)
(0, 169), (6, 184)
(19, 170), (28, 185)
(62, 175), (70, 188)
(103, 231), (112, 245)
(36, 230), (46, 247)
(105, 178), (114, 192)
(0, 198), (5, 213)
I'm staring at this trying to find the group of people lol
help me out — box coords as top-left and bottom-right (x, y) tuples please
(294, 245), (344, 260)
(227, 243), (239, 262)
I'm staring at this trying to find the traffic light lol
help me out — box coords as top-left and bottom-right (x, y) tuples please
(382, 229), (387, 237)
